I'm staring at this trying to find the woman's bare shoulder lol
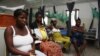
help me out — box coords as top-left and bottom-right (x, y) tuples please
(5, 26), (12, 31)
(4, 26), (13, 36)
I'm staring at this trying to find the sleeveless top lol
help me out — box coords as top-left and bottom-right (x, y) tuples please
(39, 27), (48, 40)
(11, 26), (33, 53)
(34, 26), (48, 40)
(52, 27), (60, 33)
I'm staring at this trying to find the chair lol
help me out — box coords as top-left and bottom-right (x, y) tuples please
(84, 28), (99, 48)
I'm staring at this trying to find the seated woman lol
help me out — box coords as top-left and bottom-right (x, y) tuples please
(31, 12), (63, 56)
(71, 18), (86, 56)
(47, 18), (71, 50)
(4, 9), (46, 56)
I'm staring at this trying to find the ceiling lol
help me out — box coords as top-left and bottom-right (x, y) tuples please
(0, 0), (98, 9)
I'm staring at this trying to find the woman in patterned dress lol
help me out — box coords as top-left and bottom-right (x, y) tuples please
(31, 11), (63, 56)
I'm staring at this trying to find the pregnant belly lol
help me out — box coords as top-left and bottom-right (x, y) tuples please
(16, 44), (32, 52)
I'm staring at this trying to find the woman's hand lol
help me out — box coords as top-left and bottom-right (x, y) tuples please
(28, 49), (35, 53)
(30, 52), (36, 56)
(72, 28), (77, 32)
(28, 49), (36, 56)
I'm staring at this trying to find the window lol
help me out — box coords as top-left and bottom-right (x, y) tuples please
(66, 9), (79, 26)
(42, 12), (49, 26)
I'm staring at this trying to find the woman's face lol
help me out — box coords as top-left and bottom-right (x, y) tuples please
(36, 14), (42, 24)
(52, 20), (57, 26)
(16, 12), (27, 27)
(76, 20), (81, 27)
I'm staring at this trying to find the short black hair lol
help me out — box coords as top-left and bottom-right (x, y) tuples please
(76, 17), (81, 22)
(35, 11), (43, 18)
(14, 9), (28, 19)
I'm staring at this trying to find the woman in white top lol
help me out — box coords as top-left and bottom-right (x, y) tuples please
(4, 9), (46, 56)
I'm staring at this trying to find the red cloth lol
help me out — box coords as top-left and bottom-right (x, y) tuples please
(40, 41), (63, 56)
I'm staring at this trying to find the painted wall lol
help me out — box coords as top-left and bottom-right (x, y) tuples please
(45, 1), (98, 31)
(0, 28), (6, 56)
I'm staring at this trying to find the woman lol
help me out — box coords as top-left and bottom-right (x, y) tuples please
(71, 18), (86, 56)
(48, 18), (71, 50)
(31, 12), (63, 56)
(4, 9), (46, 56)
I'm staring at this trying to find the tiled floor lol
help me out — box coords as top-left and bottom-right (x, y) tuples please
(63, 44), (100, 56)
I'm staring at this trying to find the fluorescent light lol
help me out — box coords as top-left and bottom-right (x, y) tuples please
(0, 5), (25, 11)
(26, 0), (35, 2)
(67, 0), (77, 3)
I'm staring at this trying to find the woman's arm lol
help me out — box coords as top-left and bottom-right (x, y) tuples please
(77, 26), (84, 33)
(4, 27), (30, 56)
(29, 28), (36, 55)
(71, 26), (77, 33)
(71, 26), (84, 33)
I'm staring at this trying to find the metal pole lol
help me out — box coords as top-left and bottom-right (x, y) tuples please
(66, 2), (75, 36)
(98, 0), (100, 48)
(42, 0), (44, 6)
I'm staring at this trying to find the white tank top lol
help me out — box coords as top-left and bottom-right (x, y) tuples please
(11, 26), (33, 52)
